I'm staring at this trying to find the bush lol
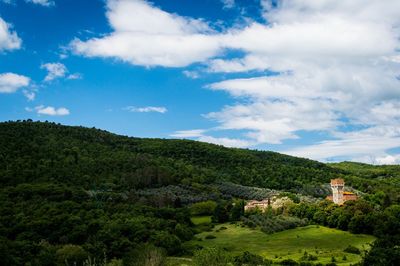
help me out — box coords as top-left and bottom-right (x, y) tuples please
(280, 259), (299, 265)
(343, 245), (361, 254)
(300, 251), (317, 261)
(192, 248), (232, 266)
(191, 201), (217, 216)
(151, 231), (182, 255)
(233, 251), (272, 265)
(55, 244), (87, 266)
(205, 235), (216, 239)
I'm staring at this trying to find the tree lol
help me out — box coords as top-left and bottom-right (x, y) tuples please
(230, 200), (245, 221)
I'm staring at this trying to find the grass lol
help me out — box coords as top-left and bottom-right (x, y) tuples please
(187, 224), (375, 265)
(191, 215), (212, 225)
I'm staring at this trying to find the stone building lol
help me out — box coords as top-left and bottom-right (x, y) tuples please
(326, 178), (357, 205)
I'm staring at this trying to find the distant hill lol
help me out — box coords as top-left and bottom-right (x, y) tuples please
(0, 121), (341, 192)
(330, 161), (400, 179)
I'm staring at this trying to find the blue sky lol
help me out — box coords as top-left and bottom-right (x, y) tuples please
(1, 0), (400, 164)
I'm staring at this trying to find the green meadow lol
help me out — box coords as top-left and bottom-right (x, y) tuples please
(185, 224), (375, 265)
(191, 216), (212, 225)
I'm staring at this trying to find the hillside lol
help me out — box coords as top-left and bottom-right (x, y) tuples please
(1, 121), (399, 265)
(0, 121), (340, 191)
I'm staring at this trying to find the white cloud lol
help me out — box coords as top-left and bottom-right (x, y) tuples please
(284, 126), (400, 164)
(374, 155), (400, 165)
(71, 0), (222, 67)
(221, 0), (235, 9)
(171, 129), (206, 138)
(28, 105), (70, 116)
(41, 62), (67, 81)
(67, 73), (82, 80)
(182, 70), (199, 79)
(197, 135), (252, 148)
(0, 73), (30, 93)
(0, 17), (21, 51)
(199, 0), (400, 162)
(22, 89), (36, 101)
(25, 0), (55, 7)
(171, 128), (252, 148)
(124, 106), (167, 113)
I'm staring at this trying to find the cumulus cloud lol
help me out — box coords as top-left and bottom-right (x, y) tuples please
(0, 73), (30, 93)
(25, 0), (55, 7)
(124, 106), (167, 113)
(0, 17), (21, 51)
(41, 62), (67, 81)
(27, 105), (70, 116)
(71, 0), (222, 67)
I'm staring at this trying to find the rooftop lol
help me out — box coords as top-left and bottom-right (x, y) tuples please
(331, 178), (345, 185)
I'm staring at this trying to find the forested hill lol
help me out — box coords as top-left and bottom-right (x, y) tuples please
(0, 120), (340, 191)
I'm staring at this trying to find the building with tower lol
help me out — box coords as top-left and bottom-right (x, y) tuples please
(326, 178), (357, 205)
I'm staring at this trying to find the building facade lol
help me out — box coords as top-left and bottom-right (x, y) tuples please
(327, 178), (357, 205)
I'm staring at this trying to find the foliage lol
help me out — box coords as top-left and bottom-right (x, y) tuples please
(241, 214), (308, 234)
(123, 244), (166, 266)
(343, 245), (361, 254)
(192, 247), (232, 266)
(0, 121), (341, 191)
(56, 244), (87, 266)
(233, 251), (272, 266)
(191, 201), (218, 216)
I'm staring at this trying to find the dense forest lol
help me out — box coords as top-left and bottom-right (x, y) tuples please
(0, 121), (399, 265)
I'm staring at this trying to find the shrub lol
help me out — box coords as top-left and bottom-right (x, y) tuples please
(191, 201), (217, 216)
(205, 235), (216, 239)
(343, 245), (361, 254)
(280, 259), (299, 265)
(55, 244), (87, 266)
(192, 247), (232, 266)
(233, 251), (272, 266)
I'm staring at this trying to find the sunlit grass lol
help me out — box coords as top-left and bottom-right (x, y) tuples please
(187, 224), (375, 265)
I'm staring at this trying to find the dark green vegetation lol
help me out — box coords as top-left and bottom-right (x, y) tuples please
(0, 121), (400, 265)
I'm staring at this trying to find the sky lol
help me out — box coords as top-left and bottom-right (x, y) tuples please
(1, 0), (400, 164)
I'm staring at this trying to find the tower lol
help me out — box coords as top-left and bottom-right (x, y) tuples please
(331, 178), (345, 205)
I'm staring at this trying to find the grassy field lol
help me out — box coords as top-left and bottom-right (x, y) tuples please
(191, 216), (212, 225)
(185, 224), (375, 265)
